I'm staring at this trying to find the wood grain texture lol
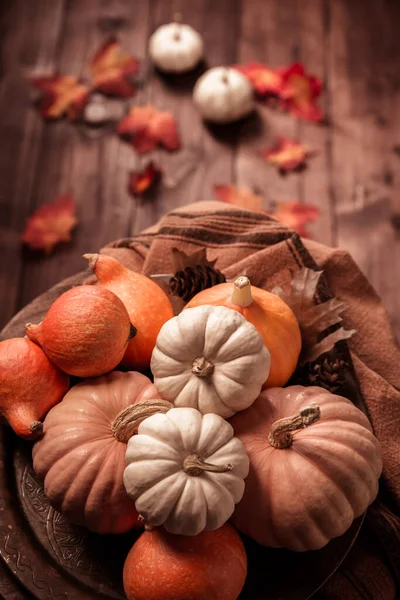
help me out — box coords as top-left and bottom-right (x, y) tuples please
(0, 0), (398, 342)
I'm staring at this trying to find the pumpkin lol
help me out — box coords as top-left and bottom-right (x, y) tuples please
(230, 385), (383, 551)
(193, 66), (254, 123)
(85, 253), (174, 371)
(124, 407), (249, 535)
(186, 276), (301, 387)
(150, 304), (271, 417)
(123, 524), (247, 600)
(149, 20), (204, 73)
(33, 371), (172, 534)
(0, 338), (69, 440)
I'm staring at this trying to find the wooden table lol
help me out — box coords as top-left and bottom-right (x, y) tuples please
(1, 0), (400, 342)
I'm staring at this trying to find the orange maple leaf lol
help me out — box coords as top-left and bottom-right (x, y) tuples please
(22, 195), (78, 253)
(214, 185), (264, 213)
(262, 137), (318, 174)
(234, 62), (283, 97)
(31, 75), (90, 120)
(277, 63), (323, 122)
(129, 161), (162, 196)
(117, 105), (180, 154)
(90, 38), (139, 98)
(268, 201), (319, 237)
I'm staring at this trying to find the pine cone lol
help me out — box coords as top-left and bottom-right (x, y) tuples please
(168, 265), (226, 302)
(307, 358), (348, 392)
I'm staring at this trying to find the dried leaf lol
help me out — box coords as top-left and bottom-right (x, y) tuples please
(22, 194), (78, 253)
(214, 185), (264, 213)
(268, 201), (319, 237)
(117, 105), (180, 153)
(90, 37), (140, 98)
(31, 75), (90, 120)
(262, 137), (317, 174)
(171, 248), (217, 271)
(278, 63), (323, 122)
(233, 62), (283, 97)
(128, 161), (162, 196)
(273, 268), (355, 365)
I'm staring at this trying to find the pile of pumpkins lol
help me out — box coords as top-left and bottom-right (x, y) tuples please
(0, 253), (382, 600)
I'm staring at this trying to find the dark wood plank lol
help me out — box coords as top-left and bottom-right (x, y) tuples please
(328, 0), (400, 338)
(0, 0), (65, 330)
(17, 0), (151, 313)
(132, 0), (240, 234)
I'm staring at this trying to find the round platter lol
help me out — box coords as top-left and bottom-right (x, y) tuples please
(0, 271), (367, 600)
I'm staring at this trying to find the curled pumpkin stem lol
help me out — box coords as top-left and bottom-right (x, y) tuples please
(231, 276), (253, 307)
(183, 454), (233, 477)
(111, 399), (173, 443)
(268, 405), (321, 449)
(192, 357), (215, 377)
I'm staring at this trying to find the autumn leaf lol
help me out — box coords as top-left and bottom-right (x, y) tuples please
(31, 75), (90, 120)
(129, 161), (162, 196)
(269, 201), (319, 237)
(278, 63), (323, 122)
(22, 195), (78, 253)
(117, 105), (181, 153)
(214, 185), (264, 213)
(262, 137), (318, 174)
(90, 38), (140, 98)
(272, 268), (355, 365)
(234, 62), (283, 97)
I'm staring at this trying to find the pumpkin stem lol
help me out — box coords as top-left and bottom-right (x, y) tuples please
(183, 454), (233, 477)
(111, 399), (174, 443)
(231, 276), (253, 307)
(191, 357), (215, 377)
(268, 405), (321, 449)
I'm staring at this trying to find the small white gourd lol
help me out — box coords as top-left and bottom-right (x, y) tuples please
(124, 407), (249, 535)
(193, 66), (254, 123)
(150, 304), (271, 418)
(149, 20), (204, 73)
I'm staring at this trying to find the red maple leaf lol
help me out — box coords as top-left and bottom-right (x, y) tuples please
(214, 185), (264, 213)
(90, 38), (140, 98)
(268, 201), (319, 237)
(277, 63), (323, 122)
(31, 75), (90, 120)
(262, 137), (318, 174)
(22, 195), (78, 253)
(234, 62), (283, 97)
(129, 162), (162, 196)
(117, 105), (180, 153)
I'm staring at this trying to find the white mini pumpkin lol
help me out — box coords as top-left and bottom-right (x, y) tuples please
(193, 66), (254, 123)
(149, 22), (204, 73)
(150, 305), (271, 417)
(124, 407), (249, 535)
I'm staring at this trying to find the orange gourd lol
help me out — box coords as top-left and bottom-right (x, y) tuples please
(33, 371), (171, 534)
(186, 276), (301, 387)
(123, 524), (247, 600)
(230, 385), (383, 551)
(26, 285), (135, 377)
(0, 338), (69, 439)
(85, 253), (174, 371)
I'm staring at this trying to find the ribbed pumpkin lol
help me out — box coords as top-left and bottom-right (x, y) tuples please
(230, 385), (383, 551)
(185, 276), (301, 387)
(33, 371), (171, 534)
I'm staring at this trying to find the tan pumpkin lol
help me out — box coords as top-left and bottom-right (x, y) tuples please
(230, 385), (382, 551)
(33, 371), (171, 534)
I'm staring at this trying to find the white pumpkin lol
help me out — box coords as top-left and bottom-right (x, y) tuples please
(149, 22), (204, 73)
(124, 407), (249, 535)
(150, 305), (271, 418)
(193, 66), (254, 123)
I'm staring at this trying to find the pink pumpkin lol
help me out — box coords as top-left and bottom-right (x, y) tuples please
(33, 371), (171, 534)
(230, 385), (382, 551)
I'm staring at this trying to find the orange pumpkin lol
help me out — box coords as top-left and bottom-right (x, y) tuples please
(123, 524), (247, 600)
(85, 253), (174, 371)
(230, 385), (383, 551)
(33, 371), (171, 534)
(186, 276), (301, 387)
